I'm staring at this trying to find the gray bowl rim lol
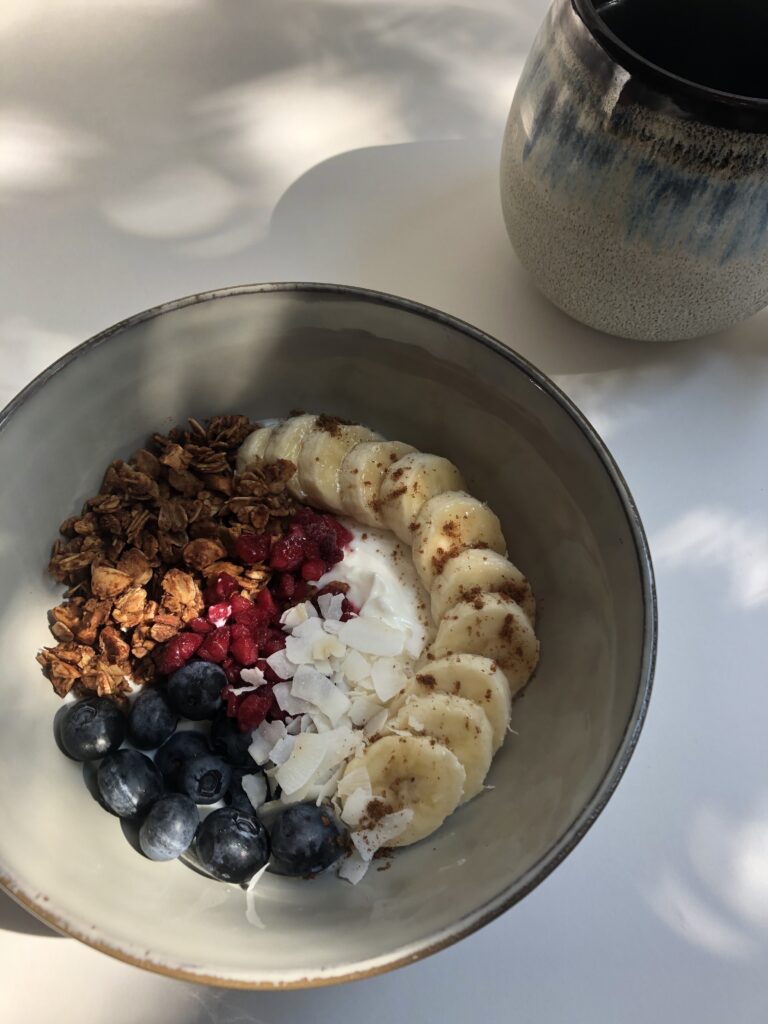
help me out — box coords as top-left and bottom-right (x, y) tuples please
(0, 282), (657, 988)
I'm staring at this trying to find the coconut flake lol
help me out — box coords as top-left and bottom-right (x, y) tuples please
(351, 809), (413, 861)
(371, 658), (408, 703)
(363, 708), (389, 738)
(285, 634), (314, 665)
(280, 601), (319, 629)
(267, 733), (296, 766)
(318, 592), (345, 621)
(291, 665), (351, 725)
(348, 695), (385, 727)
(241, 772), (268, 810)
(322, 619), (344, 635)
(238, 665), (267, 688)
(341, 786), (373, 827)
(338, 617), (405, 656)
(245, 863), (269, 928)
(266, 650), (295, 680)
(248, 719), (287, 765)
(338, 850), (370, 885)
(272, 681), (312, 717)
(275, 733), (330, 795)
(342, 649), (372, 683)
(312, 632), (347, 661)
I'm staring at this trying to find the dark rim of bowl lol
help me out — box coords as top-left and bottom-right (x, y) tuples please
(0, 282), (657, 989)
(572, 0), (768, 124)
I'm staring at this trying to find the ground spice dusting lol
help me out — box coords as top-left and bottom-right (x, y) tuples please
(315, 413), (350, 437)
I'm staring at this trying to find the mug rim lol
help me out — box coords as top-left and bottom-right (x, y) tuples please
(572, 0), (768, 116)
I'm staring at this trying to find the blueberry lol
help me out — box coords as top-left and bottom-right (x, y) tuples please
(167, 661), (225, 720)
(97, 749), (163, 818)
(196, 807), (270, 883)
(139, 794), (199, 861)
(154, 730), (210, 789)
(269, 803), (345, 876)
(58, 696), (126, 761)
(226, 766), (267, 812)
(127, 687), (178, 750)
(210, 712), (252, 766)
(180, 754), (232, 804)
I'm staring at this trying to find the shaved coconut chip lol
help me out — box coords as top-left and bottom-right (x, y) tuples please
(272, 682), (312, 717)
(338, 850), (370, 885)
(265, 650), (295, 680)
(285, 634), (314, 665)
(312, 633), (347, 661)
(275, 733), (329, 795)
(268, 734), (296, 766)
(351, 809), (414, 861)
(322, 619), (344, 635)
(226, 682), (260, 697)
(341, 786), (372, 827)
(321, 725), (364, 768)
(407, 712), (426, 733)
(309, 711), (332, 733)
(292, 665), (351, 725)
(363, 708), (389, 737)
(318, 592), (345, 621)
(285, 716), (304, 736)
(248, 719), (286, 765)
(280, 601), (318, 629)
(348, 695), (385, 727)
(371, 658), (408, 703)
(312, 659), (333, 677)
(245, 863), (269, 928)
(338, 617), (405, 656)
(292, 616), (326, 640)
(342, 649), (371, 683)
(299, 714), (314, 733)
(241, 772), (268, 810)
(337, 763), (371, 801)
(239, 665), (267, 688)
(316, 767), (343, 804)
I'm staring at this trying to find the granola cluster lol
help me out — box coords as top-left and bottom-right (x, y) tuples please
(37, 415), (296, 700)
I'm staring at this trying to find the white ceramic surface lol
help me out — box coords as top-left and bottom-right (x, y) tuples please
(0, 284), (654, 987)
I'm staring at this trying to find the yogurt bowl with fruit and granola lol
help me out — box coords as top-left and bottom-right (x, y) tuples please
(0, 284), (655, 988)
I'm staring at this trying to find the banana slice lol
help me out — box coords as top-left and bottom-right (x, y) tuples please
(379, 453), (465, 544)
(430, 592), (539, 695)
(389, 693), (493, 803)
(343, 734), (465, 846)
(403, 654), (512, 752)
(411, 491), (506, 588)
(297, 419), (380, 512)
(430, 548), (536, 626)
(235, 425), (274, 473)
(264, 414), (318, 500)
(339, 440), (417, 528)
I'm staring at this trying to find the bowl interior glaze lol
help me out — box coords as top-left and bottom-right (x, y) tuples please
(0, 285), (655, 987)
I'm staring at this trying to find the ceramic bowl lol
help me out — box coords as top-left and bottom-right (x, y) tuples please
(0, 284), (655, 987)
(501, 0), (768, 341)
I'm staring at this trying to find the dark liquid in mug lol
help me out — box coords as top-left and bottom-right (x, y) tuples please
(595, 0), (768, 99)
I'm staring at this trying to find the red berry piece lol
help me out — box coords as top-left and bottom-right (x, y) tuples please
(221, 659), (242, 686)
(155, 632), (204, 675)
(205, 573), (240, 604)
(328, 516), (354, 547)
(301, 558), (326, 582)
(230, 636), (259, 667)
(230, 593), (253, 615)
(236, 691), (273, 732)
(253, 587), (279, 622)
(269, 533), (305, 572)
(188, 617), (213, 635)
(261, 631), (286, 658)
(233, 532), (271, 564)
(207, 602), (232, 627)
(197, 626), (231, 663)
(274, 573), (295, 602)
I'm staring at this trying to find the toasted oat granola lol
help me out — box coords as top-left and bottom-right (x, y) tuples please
(37, 415), (295, 700)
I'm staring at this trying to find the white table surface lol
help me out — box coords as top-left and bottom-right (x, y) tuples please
(2, 2), (768, 1021)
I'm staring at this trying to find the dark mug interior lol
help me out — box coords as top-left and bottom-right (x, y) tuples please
(574, 0), (768, 107)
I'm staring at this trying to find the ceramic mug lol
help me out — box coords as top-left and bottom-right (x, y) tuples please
(500, 0), (768, 341)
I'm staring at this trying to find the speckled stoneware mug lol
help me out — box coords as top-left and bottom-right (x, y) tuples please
(501, 0), (768, 341)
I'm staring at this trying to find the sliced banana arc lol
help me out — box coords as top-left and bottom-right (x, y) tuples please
(297, 422), (381, 513)
(264, 414), (318, 500)
(431, 592), (539, 695)
(235, 425), (273, 473)
(339, 440), (416, 528)
(430, 548), (536, 626)
(411, 491), (507, 588)
(389, 693), (493, 803)
(379, 453), (465, 543)
(343, 734), (466, 846)
(404, 654), (512, 753)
